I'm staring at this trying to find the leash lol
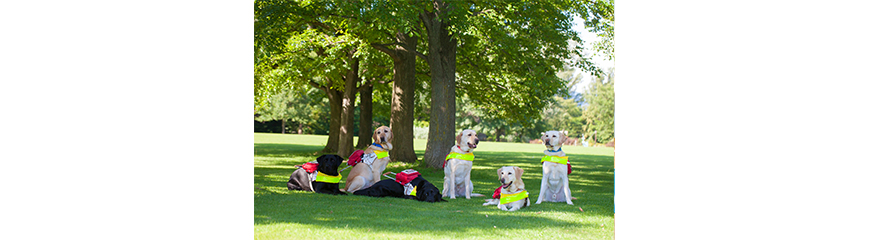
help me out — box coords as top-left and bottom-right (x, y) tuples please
(382, 172), (397, 180)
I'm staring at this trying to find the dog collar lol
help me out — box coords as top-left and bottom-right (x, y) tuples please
(372, 143), (384, 149)
(546, 148), (562, 153)
(314, 172), (341, 183)
(446, 151), (474, 161)
(499, 190), (529, 205)
(541, 155), (569, 165)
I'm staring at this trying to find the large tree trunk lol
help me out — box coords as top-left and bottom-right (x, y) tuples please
(390, 32), (419, 163)
(421, 1), (457, 169)
(324, 86), (341, 153)
(373, 32), (419, 163)
(356, 81), (373, 149)
(338, 55), (360, 158)
(281, 119), (285, 134)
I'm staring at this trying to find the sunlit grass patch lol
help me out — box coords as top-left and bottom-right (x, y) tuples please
(254, 133), (614, 239)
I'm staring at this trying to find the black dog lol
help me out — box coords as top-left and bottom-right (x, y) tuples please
(354, 175), (446, 202)
(287, 154), (346, 195)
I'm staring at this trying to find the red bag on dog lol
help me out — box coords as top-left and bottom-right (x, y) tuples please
(301, 162), (318, 173)
(395, 169), (420, 185)
(347, 150), (365, 166)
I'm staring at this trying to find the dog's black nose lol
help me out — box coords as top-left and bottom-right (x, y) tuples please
(474, 139), (479, 144)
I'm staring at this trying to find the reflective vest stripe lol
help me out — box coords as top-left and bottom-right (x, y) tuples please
(374, 150), (389, 159)
(410, 185), (418, 197)
(499, 190), (529, 204)
(314, 172), (341, 183)
(446, 152), (475, 161)
(541, 155), (568, 165)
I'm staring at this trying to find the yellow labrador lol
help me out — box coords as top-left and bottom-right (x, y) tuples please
(442, 129), (483, 199)
(536, 130), (574, 205)
(344, 126), (392, 193)
(483, 166), (530, 211)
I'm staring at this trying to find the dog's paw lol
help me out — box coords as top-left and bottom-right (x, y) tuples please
(566, 201), (574, 205)
(535, 201), (542, 204)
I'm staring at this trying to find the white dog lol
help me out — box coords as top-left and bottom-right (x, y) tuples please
(442, 129), (484, 199)
(483, 166), (530, 211)
(536, 130), (574, 205)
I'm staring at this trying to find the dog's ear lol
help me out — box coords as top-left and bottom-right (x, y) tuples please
(496, 167), (503, 177)
(385, 127), (392, 143)
(560, 131), (568, 144)
(514, 166), (524, 187)
(456, 131), (463, 145)
(372, 127), (381, 144)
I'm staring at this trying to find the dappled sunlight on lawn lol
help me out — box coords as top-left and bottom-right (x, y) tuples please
(255, 133), (614, 239)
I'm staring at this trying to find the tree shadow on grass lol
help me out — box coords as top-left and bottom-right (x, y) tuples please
(255, 142), (614, 236)
(255, 143), (327, 158)
(254, 190), (597, 236)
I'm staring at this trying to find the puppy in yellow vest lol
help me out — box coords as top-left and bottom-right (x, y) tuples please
(442, 129), (484, 199)
(536, 130), (574, 205)
(344, 126), (392, 193)
(483, 166), (530, 211)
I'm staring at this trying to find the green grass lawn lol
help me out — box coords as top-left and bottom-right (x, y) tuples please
(255, 133), (615, 239)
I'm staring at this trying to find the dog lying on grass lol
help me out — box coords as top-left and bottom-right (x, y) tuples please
(353, 169), (447, 203)
(286, 154), (346, 195)
(483, 166), (530, 211)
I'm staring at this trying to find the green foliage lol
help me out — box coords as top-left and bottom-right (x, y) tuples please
(255, 87), (330, 134)
(580, 69), (615, 143)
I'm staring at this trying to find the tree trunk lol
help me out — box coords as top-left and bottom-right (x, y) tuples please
(421, 1), (458, 169)
(356, 81), (373, 149)
(338, 55), (360, 158)
(297, 122), (303, 134)
(281, 119), (285, 134)
(390, 33), (418, 163)
(372, 32), (418, 163)
(324, 87), (341, 153)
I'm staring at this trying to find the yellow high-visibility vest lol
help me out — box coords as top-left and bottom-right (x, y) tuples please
(374, 150), (389, 159)
(409, 185), (418, 197)
(499, 190), (529, 205)
(446, 152), (475, 161)
(541, 155), (568, 165)
(314, 172), (341, 183)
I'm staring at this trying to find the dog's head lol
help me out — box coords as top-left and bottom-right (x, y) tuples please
(541, 130), (568, 151)
(315, 154), (344, 176)
(455, 129), (480, 152)
(415, 178), (448, 203)
(497, 166), (525, 191)
(372, 126), (393, 146)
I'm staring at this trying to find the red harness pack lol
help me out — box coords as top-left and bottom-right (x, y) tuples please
(395, 169), (420, 185)
(347, 150), (365, 166)
(301, 162), (318, 173)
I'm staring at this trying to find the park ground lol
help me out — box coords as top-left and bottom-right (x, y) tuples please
(254, 133), (615, 239)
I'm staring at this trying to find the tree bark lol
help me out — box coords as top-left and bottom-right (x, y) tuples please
(281, 119), (285, 134)
(338, 54), (360, 158)
(373, 32), (418, 163)
(324, 86), (341, 153)
(356, 80), (373, 149)
(421, 1), (457, 169)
